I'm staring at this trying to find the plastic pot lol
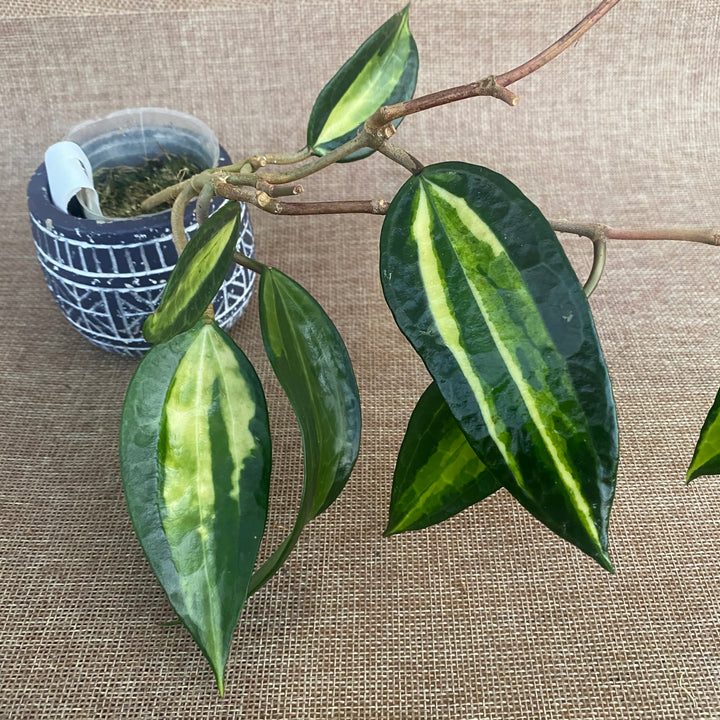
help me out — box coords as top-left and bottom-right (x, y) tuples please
(27, 107), (255, 357)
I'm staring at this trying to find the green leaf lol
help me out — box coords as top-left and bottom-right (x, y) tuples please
(385, 382), (501, 535)
(250, 267), (361, 593)
(120, 319), (271, 695)
(143, 202), (241, 344)
(306, 4), (418, 161)
(380, 162), (618, 571)
(687, 386), (720, 481)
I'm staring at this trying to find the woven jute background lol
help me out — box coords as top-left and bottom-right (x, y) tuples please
(2, 1), (720, 718)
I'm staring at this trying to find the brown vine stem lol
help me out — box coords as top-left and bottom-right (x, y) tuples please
(376, 141), (424, 175)
(169, 183), (199, 254)
(255, 132), (378, 185)
(223, 146), (314, 174)
(369, 0), (622, 128)
(551, 221), (720, 296)
(496, 0), (622, 86)
(552, 221), (720, 247)
(232, 250), (267, 275)
(215, 179), (389, 216)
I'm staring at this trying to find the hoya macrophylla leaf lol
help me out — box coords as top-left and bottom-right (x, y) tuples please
(385, 382), (502, 536)
(143, 202), (241, 344)
(380, 162), (618, 570)
(687, 386), (720, 481)
(120, 319), (271, 695)
(249, 267), (361, 592)
(306, 4), (418, 161)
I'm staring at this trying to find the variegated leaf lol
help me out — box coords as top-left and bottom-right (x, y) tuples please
(143, 202), (241, 344)
(120, 319), (271, 695)
(249, 267), (361, 592)
(380, 162), (618, 570)
(306, 4), (418, 161)
(385, 381), (501, 536)
(687, 386), (720, 481)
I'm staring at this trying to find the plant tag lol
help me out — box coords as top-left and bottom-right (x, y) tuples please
(44, 141), (104, 220)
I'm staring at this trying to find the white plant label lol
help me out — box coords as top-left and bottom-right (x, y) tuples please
(45, 141), (104, 220)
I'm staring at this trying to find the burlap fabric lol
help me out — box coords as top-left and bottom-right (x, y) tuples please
(2, 1), (720, 717)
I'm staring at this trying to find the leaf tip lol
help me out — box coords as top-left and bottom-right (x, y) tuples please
(597, 549), (614, 574)
(382, 523), (398, 538)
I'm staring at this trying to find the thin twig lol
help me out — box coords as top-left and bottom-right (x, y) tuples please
(553, 220), (720, 246)
(551, 221), (608, 296)
(255, 132), (375, 185)
(368, 0), (622, 129)
(552, 220), (720, 296)
(603, 227), (720, 245)
(170, 183), (198, 254)
(376, 141), (424, 175)
(369, 77), (518, 128)
(256, 179), (304, 198)
(194, 180), (215, 225)
(496, 0), (623, 86)
(221, 146), (314, 174)
(216, 179), (389, 216)
(232, 251), (267, 275)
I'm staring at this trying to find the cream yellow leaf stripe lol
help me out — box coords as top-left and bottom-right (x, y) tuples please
(314, 13), (412, 148)
(413, 180), (602, 550)
(158, 323), (258, 654)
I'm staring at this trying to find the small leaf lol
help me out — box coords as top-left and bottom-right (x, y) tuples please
(380, 162), (618, 570)
(120, 320), (271, 694)
(687, 386), (720, 481)
(386, 382), (502, 535)
(306, 4), (418, 161)
(249, 267), (361, 593)
(143, 202), (241, 344)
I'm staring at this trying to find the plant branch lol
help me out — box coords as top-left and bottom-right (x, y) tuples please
(170, 183), (198, 254)
(496, 0), (623, 86)
(376, 140), (424, 175)
(255, 133), (376, 185)
(552, 220), (720, 296)
(552, 221), (720, 247)
(369, 77), (518, 128)
(368, 0), (622, 129)
(194, 180), (215, 225)
(216, 180), (389, 216)
(222, 146), (313, 174)
(232, 251), (267, 275)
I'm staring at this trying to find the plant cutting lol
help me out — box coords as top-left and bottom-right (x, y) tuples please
(115, 0), (720, 695)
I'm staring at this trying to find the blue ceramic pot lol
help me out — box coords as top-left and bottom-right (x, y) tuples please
(27, 110), (255, 357)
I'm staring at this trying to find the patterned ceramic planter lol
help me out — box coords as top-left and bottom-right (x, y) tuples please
(27, 108), (255, 357)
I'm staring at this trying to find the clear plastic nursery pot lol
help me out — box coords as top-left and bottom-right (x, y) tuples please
(27, 107), (255, 357)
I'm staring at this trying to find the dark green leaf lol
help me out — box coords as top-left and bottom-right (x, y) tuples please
(143, 202), (241, 344)
(386, 381), (501, 535)
(687, 386), (720, 481)
(250, 267), (361, 593)
(120, 319), (271, 694)
(380, 162), (618, 571)
(306, 4), (418, 161)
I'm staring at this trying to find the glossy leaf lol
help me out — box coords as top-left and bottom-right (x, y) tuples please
(380, 162), (618, 570)
(250, 267), (361, 593)
(120, 319), (271, 694)
(687, 386), (720, 481)
(306, 4), (418, 161)
(143, 202), (241, 344)
(385, 382), (501, 535)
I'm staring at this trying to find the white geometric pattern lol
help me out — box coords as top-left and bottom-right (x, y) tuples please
(29, 203), (256, 357)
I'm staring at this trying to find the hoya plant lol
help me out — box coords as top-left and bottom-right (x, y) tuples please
(118, 0), (720, 695)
